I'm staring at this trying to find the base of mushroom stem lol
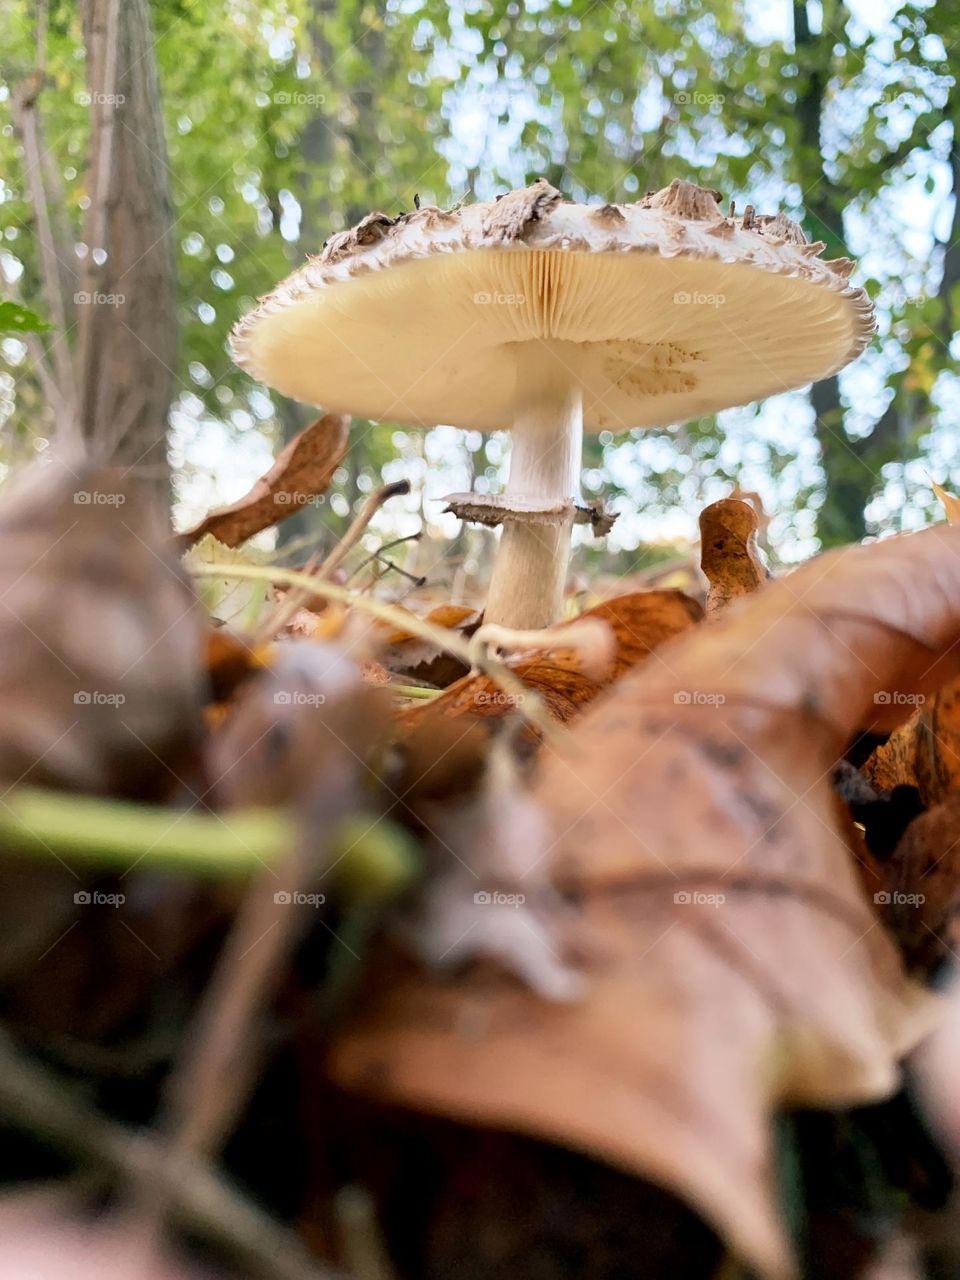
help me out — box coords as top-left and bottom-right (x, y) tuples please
(482, 515), (574, 630)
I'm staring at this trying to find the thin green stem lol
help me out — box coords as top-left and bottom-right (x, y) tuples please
(0, 787), (418, 898)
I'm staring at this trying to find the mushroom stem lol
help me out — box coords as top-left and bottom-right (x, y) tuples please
(483, 344), (583, 628)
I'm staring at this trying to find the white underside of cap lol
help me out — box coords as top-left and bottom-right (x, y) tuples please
(238, 247), (863, 432)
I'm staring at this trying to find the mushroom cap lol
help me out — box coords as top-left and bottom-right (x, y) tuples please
(231, 179), (875, 433)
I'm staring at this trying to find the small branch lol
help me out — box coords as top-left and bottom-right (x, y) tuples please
(257, 480), (412, 642)
(372, 555), (426, 587)
(347, 532), (422, 581)
(136, 841), (319, 1245)
(319, 479), (412, 580)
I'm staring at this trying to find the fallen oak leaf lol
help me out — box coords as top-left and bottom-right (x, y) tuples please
(180, 413), (349, 549)
(330, 525), (960, 1280)
(397, 589), (701, 733)
(700, 496), (771, 618)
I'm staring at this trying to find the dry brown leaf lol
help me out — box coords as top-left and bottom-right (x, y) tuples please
(383, 603), (480, 646)
(863, 679), (960, 805)
(863, 712), (922, 793)
(875, 793), (960, 976)
(376, 602), (479, 687)
(286, 601), (348, 639)
(700, 496), (771, 617)
(331, 526), (960, 1280)
(205, 626), (269, 701)
(397, 590), (702, 731)
(181, 413), (349, 548)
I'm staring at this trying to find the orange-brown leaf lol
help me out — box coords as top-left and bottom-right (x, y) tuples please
(331, 527), (960, 1279)
(700, 496), (770, 618)
(397, 590), (702, 731)
(864, 677), (960, 804)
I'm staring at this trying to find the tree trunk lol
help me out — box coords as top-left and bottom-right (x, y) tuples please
(77, 0), (176, 487)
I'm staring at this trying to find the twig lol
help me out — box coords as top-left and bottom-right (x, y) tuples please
(257, 480), (412, 642)
(373, 555), (426, 587)
(346, 532), (422, 581)
(319, 479), (412, 581)
(142, 838), (317, 1226)
(189, 562), (564, 743)
(0, 1026), (339, 1280)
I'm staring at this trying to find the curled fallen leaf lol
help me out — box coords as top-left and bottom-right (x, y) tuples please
(700, 496), (770, 618)
(397, 590), (701, 732)
(180, 413), (349, 549)
(864, 679), (960, 807)
(331, 525), (960, 1280)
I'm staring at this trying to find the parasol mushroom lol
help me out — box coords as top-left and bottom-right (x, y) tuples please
(231, 178), (875, 628)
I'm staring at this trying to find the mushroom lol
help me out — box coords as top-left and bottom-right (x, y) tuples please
(231, 179), (874, 628)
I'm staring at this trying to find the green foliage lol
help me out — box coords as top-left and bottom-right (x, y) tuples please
(0, 301), (51, 334)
